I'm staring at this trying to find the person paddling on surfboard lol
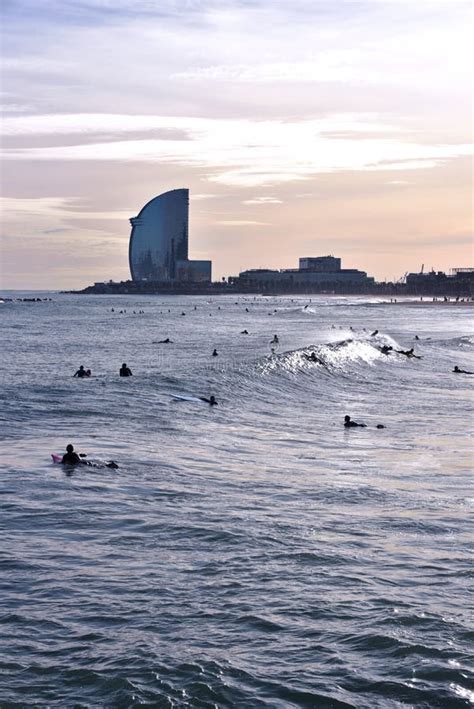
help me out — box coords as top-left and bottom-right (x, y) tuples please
(59, 445), (119, 469)
(453, 365), (473, 374)
(62, 444), (81, 465)
(344, 415), (367, 428)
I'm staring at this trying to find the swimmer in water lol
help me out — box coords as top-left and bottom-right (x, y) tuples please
(453, 365), (473, 374)
(380, 345), (393, 355)
(200, 395), (218, 406)
(119, 363), (133, 377)
(212, 349), (218, 357)
(155, 338), (173, 344)
(74, 365), (88, 378)
(271, 335), (279, 344)
(62, 444), (81, 465)
(344, 415), (367, 428)
(241, 329), (249, 334)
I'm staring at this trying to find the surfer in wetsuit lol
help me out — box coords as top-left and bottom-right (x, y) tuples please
(304, 352), (324, 365)
(156, 338), (173, 344)
(453, 365), (473, 374)
(371, 330), (379, 337)
(396, 348), (422, 359)
(212, 349), (218, 357)
(380, 345), (392, 355)
(344, 415), (367, 428)
(119, 363), (132, 377)
(62, 444), (81, 465)
(241, 329), (249, 334)
(200, 395), (218, 406)
(74, 365), (88, 378)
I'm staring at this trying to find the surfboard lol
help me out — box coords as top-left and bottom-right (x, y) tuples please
(51, 453), (118, 469)
(170, 394), (204, 403)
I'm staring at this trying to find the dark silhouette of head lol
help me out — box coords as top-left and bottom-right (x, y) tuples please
(344, 415), (351, 423)
(66, 444), (74, 453)
(122, 363), (127, 368)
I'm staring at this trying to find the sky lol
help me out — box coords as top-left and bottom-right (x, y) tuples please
(1, 0), (473, 289)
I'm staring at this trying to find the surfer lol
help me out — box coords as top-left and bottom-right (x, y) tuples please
(241, 329), (249, 334)
(453, 365), (473, 374)
(271, 334), (279, 344)
(344, 415), (367, 428)
(304, 352), (324, 365)
(62, 444), (81, 465)
(396, 348), (422, 359)
(212, 349), (218, 357)
(73, 365), (89, 378)
(371, 330), (379, 337)
(156, 338), (173, 344)
(380, 345), (392, 355)
(119, 363), (133, 377)
(200, 395), (218, 406)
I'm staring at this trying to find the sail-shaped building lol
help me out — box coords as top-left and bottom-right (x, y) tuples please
(129, 189), (211, 283)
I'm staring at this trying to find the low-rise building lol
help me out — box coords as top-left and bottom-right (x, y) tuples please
(230, 256), (374, 293)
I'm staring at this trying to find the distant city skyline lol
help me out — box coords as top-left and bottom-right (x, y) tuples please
(1, 0), (472, 289)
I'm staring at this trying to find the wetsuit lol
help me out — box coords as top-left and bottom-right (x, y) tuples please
(62, 451), (81, 465)
(200, 397), (218, 406)
(344, 419), (366, 428)
(120, 367), (132, 377)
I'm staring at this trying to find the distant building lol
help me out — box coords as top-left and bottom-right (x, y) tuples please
(230, 255), (374, 293)
(129, 189), (211, 283)
(406, 268), (474, 295)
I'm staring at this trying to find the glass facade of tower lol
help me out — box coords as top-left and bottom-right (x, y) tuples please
(129, 189), (189, 282)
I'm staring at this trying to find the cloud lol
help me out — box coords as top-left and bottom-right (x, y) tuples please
(190, 193), (219, 200)
(215, 220), (269, 226)
(242, 197), (283, 204)
(3, 113), (472, 187)
(0, 196), (134, 221)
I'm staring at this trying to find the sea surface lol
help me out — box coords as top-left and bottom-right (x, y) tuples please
(0, 293), (473, 708)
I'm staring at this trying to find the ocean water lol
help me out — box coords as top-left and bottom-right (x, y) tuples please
(0, 293), (473, 708)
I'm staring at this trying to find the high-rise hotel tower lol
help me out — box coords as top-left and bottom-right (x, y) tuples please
(129, 189), (211, 283)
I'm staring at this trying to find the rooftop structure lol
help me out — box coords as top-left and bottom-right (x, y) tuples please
(299, 256), (341, 272)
